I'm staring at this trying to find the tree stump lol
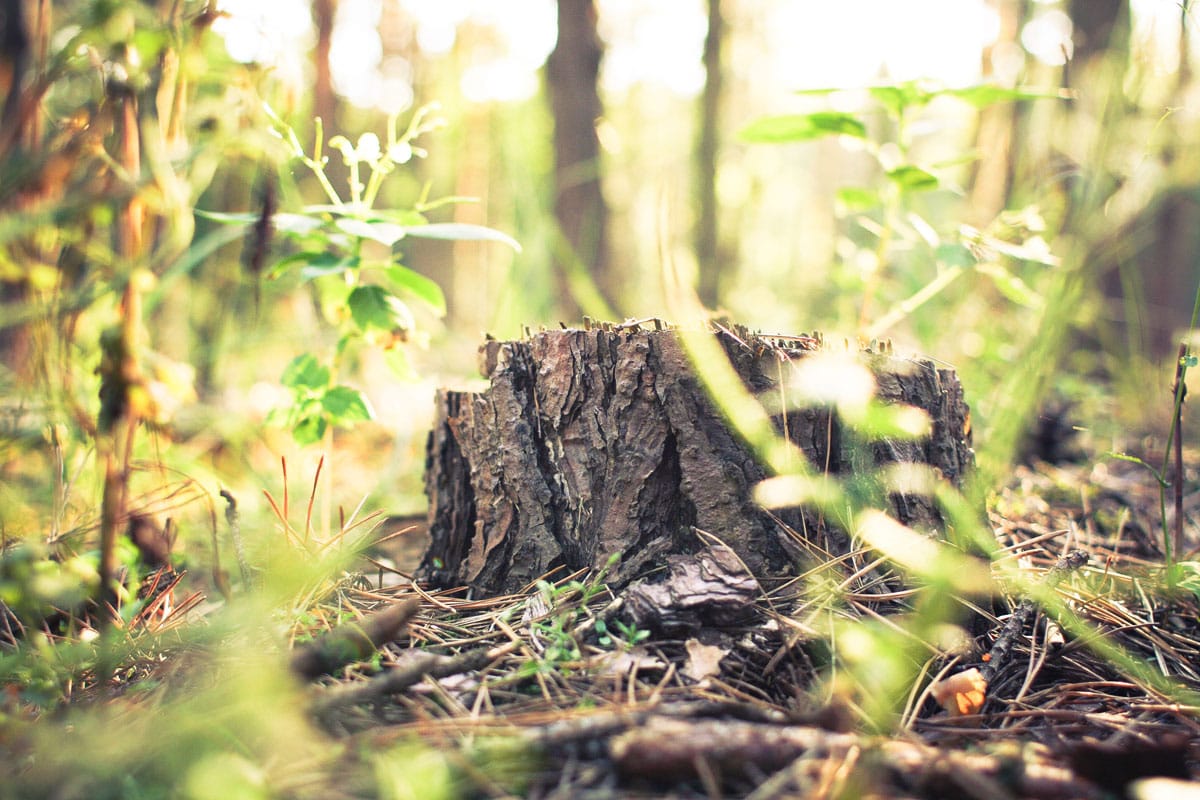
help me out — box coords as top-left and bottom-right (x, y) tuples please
(419, 322), (973, 596)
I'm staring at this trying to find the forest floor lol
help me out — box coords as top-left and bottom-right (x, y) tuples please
(299, 449), (1200, 799)
(6, 443), (1200, 799)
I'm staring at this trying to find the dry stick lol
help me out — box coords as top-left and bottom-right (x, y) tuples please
(218, 489), (252, 587)
(310, 639), (519, 718)
(305, 455), (324, 547)
(282, 456), (290, 520)
(979, 549), (1089, 686)
(291, 598), (421, 680)
(204, 489), (232, 601)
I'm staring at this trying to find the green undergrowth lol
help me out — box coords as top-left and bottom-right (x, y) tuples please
(3, 3), (1200, 798)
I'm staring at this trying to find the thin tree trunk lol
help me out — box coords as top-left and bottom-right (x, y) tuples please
(0, 0), (33, 375)
(1066, 0), (1129, 76)
(967, 0), (1026, 225)
(546, 0), (612, 316)
(695, 0), (725, 308)
(312, 0), (337, 131)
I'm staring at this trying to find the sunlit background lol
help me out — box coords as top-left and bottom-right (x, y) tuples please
(215, 0), (1189, 104)
(196, 0), (1200, 508)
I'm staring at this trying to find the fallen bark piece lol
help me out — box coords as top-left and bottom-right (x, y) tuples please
(420, 323), (973, 596)
(624, 544), (760, 635)
(290, 598), (420, 680)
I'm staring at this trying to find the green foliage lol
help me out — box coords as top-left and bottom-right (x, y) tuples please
(202, 104), (519, 444)
(516, 554), (625, 674)
(739, 111), (867, 142)
(0, 5), (524, 795)
(0, 544), (99, 628)
(265, 353), (373, 445)
(740, 79), (1066, 341)
(594, 617), (650, 649)
(685, 69), (1191, 725)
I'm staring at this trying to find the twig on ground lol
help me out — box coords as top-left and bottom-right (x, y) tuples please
(219, 489), (252, 587)
(310, 639), (518, 717)
(291, 598), (421, 680)
(980, 549), (1089, 685)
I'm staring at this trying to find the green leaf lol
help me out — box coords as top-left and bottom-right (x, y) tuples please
(303, 253), (360, 281)
(790, 87), (842, 97)
(855, 402), (932, 441)
(194, 209), (258, 225)
(944, 84), (1070, 108)
(280, 354), (329, 391)
(267, 251), (358, 280)
(265, 405), (293, 428)
(1107, 451), (1150, 468)
(739, 112), (867, 143)
(869, 82), (934, 116)
(836, 187), (881, 212)
(975, 262), (1043, 309)
(383, 346), (419, 381)
(321, 385), (375, 424)
(272, 213), (326, 236)
(886, 165), (939, 192)
(336, 218), (407, 247)
(402, 223), (522, 252)
(935, 243), (977, 269)
(386, 264), (446, 317)
(292, 413), (327, 446)
(348, 285), (414, 333)
(300, 204), (352, 215)
(194, 210), (324, 237)
(370, 209), (428, 227)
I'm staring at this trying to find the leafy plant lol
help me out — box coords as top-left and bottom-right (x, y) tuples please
(670, 95), (1200, 725)
(740, 79), (1066, 338)
(594, 617), (649, 649)
(519, 554), (621, 674)
(202, 104), (520, 445)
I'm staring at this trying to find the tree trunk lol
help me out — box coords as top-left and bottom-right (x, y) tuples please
(420, 324), (973, 596)
(0, 0), (34, 375)
(695, 0), (725, 308)
(967, 0), (1027, 226)
(546, 0), (612, 316)
(311, 0), (336, 128)
(1066, 0), (1128, 75)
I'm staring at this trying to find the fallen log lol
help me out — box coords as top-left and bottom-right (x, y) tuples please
(419, 321), (973, 596)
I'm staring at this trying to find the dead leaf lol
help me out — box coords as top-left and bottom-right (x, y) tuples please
(683, 638), (728, 682)
(590, 648), (667, 678)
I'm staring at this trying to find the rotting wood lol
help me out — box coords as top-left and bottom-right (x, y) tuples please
(420, 322), (973, 596)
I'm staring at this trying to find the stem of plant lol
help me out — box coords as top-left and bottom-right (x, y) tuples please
(1167, 342), (1188, 563)
(304, 117), (343, 207)
(857, 107), (910, 336)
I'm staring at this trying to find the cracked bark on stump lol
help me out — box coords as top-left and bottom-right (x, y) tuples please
(419, 324), (973, 596)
